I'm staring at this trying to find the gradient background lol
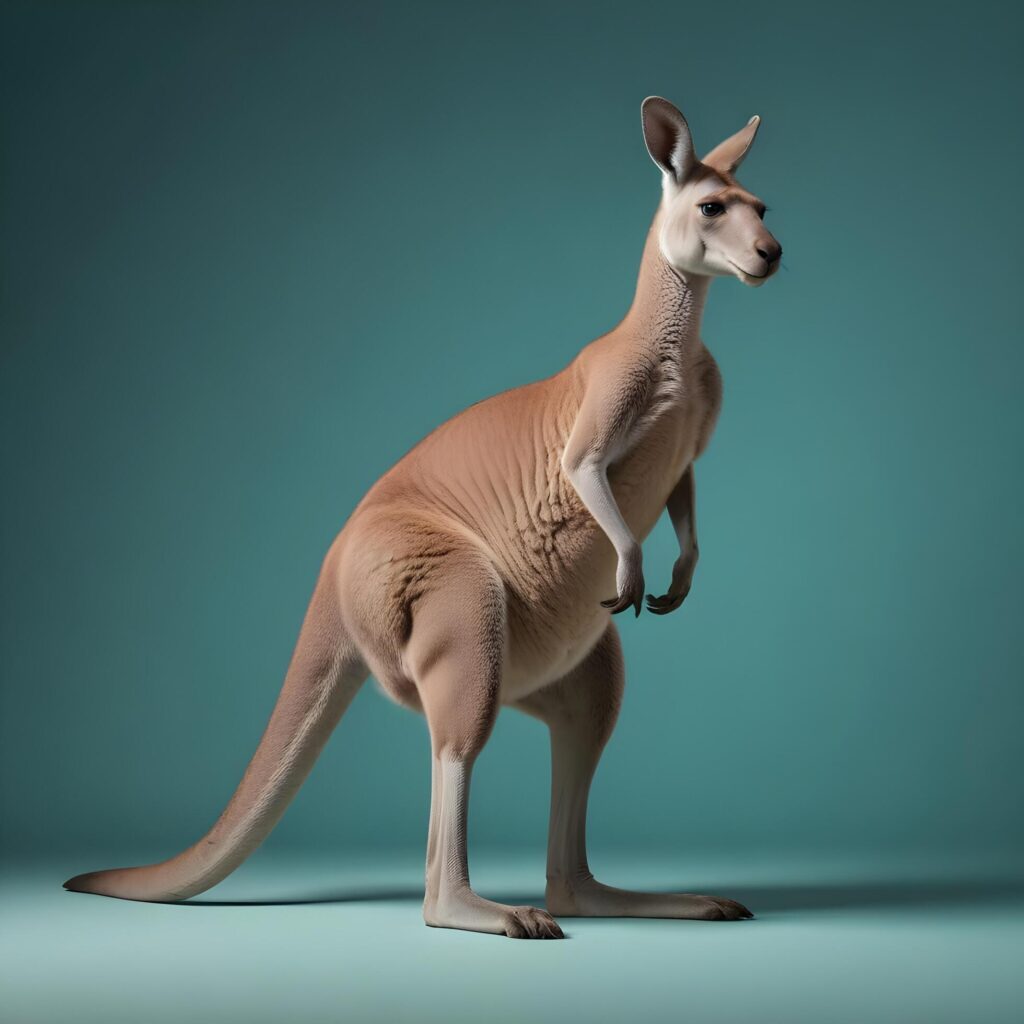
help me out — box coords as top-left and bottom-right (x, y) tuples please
(1, 2), (1022, 1022)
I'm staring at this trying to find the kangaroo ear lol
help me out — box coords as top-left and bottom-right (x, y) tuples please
(641, 97), (695, 183)
(703, 116), (760, 174)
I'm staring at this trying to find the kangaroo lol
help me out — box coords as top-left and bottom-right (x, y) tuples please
(65, 97), (782, 939)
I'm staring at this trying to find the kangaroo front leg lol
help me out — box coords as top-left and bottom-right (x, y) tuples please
(518, 624), (752, 921)
(562, 357), (651, 616)
(646, 464), (699, 616)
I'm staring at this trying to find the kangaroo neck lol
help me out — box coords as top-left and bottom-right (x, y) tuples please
(619, 204), (710, 354)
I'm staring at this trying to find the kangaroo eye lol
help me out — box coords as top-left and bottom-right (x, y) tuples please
(699, 202), (725, 217)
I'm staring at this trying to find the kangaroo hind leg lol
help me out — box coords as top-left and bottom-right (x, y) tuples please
(408, 544), (563, 939)
(516, 622), (752, 921)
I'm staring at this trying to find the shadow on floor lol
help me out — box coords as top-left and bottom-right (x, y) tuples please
(691, 879), (1024, 913)
(185, 878), (1024, 912)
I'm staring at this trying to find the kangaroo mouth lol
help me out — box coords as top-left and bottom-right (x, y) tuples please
(728, 260), (772, 285)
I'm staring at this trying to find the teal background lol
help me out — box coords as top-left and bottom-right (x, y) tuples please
(1, 3), (1022, 1021)
(2, 0), (1022, 860)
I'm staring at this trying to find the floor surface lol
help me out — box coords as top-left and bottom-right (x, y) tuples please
(2, 850), (1022, 1023)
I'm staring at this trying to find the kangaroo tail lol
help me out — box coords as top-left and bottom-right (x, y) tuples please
(64, 568), (367, 902)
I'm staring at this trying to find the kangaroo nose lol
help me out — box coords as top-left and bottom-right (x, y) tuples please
(757, 241), (782, 264)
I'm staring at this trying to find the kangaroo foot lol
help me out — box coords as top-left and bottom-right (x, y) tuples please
(425, 887), (565, 939)
(547, 876), (752, 920)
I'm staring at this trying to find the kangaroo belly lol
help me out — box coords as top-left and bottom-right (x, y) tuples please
(495, 512), (614, 699)
(491, 394), (712, 698)
(490, 451), (689, 699)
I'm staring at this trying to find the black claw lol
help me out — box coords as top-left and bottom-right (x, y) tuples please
(649, 599), (681, 616)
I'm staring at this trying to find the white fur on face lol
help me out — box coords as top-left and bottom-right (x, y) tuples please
(659, 172), (724, 273)
(658, 172), (778, 285)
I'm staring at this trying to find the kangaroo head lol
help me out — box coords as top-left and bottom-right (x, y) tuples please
(641, 96), (781, 287)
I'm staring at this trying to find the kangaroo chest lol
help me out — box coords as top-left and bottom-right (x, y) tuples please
(611, 342), (721, 538)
